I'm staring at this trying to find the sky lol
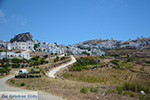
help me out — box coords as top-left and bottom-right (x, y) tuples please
(0, 0), (150, 45)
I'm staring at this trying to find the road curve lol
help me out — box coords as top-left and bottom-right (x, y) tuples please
(0, 75), (64, 100)
(48, 55), (76, 78)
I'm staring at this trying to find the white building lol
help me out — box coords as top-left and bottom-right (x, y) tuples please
(0, 52), (31, 60)
(10, 41), (34, 50)
(0, 40), (6, 46)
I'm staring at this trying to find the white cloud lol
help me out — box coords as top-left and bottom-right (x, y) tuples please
(0, 10), (5, 18)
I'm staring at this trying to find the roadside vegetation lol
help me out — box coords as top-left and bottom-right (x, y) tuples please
(53, 56), (69, 62)
(69, 57), (98, 71)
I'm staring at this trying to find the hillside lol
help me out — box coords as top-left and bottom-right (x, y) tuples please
(82, 37), (150, 44)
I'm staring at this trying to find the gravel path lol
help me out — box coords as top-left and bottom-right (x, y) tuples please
(0, 75), (64, 100)
(48, 55), (76, 78)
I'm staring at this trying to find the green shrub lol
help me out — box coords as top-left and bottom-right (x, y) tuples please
(112, 89), (117, 93)
(140, 66), (145, 71)
(31, 56), (39, 61)
(122, 82), (150, 93)
(25, 64), (28, 67)
(60, 56), (66, 60)
(80, 87), (88, 94)
(140, 94), (146, 100)
(0, 49), (3, 52)
(21, 64), (25, 68)
(116, 86), (123, 94)
(140, 94), (150, 100)
(70, 65), (89, 71)
(110, 60), (119, 66)
(43, 55), (48, 58)
(39, 67), (46, 75)
(70, 57), (97, 71)
(145, 61), (150, 64)
(10, 79), (15, 84)
(11, 63), (20, 67)
(127, 58), (133, 62)
(40, 57), (46, 64)
(129, 92), (135, 97)
(110, 53), (119, 57)
(99, 55), (105, 60)
(20, 82), (25, 86)
(0, 68), (6, 74)
(63, 73), (75, 78)
(122, 91), (128, 95)
(89, 87), (98, 93)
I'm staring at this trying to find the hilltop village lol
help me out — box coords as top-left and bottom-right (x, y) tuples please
(1, 32), (150, 60)
(0, 32), (150, 100)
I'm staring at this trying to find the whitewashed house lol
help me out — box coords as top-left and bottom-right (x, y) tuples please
(10, 41), (34, 50)
(0, 40), (6, 46)
(0, 52), (31, 60)
(129, 42), (139, 48)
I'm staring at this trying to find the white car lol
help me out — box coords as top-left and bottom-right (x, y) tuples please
(18, 69), (28, 75)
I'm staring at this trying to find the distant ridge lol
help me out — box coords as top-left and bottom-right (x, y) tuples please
(82, 37), (150, 44)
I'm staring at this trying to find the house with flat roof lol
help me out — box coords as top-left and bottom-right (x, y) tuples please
(0, 52), (31, 60)
(10, 41), (34, 50)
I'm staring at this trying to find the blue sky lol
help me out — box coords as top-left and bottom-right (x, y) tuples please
(0, 0), (150, 45)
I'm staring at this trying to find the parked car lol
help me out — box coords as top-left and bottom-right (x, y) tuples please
(18, 69), (28, 75)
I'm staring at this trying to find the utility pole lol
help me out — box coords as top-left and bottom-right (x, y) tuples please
(6, 42), (8, 75)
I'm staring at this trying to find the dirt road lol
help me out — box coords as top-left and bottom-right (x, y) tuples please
(48, 55), (76, 78)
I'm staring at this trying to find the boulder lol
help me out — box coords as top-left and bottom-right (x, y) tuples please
(10, 32), (33, 43)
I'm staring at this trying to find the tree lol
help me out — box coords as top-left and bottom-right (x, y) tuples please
(0, 49), (3, 52)
(12, 58), (21, 63)
(44, 55), (48, 58)
(60, 56), (66, 60)
(54, 56), (59, 62)
(2, 58), (6, 62)
(40, 58), (46, 64)
(54, 42), (58, 47)
(82, 51), (88, 55)
(34, 44), (40, 50)
(56, 56), (59, 61)
(31, 56), (39, 61)
(0, 68), (6, 76)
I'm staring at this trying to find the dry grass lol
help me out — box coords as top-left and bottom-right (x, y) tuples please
(7, 75), (104, 100)
(6, 67), (147, 100)
(63, 68), (137, 85)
